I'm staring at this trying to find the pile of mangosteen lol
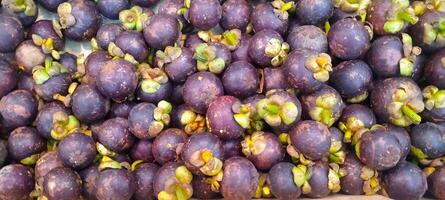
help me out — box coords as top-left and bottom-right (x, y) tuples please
(0, 0), (445, 199)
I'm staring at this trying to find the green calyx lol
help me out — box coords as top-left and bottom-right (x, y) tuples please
(383, 0), (418, 33)
(91, 38), (100, 52)
(155, 46), (182, 68)
(96, 142), (117, 157)
(98, 156), (123, 171)
(32, 58), (68, 85)
(305, 53), (333, 82)
(256, 97), (299, 127)
(6, 0), (37, 16)
(328, 163), (344, 193)
(265, 38), (290, 67)
(119, 6), (149, 32)
(57, 2), (76, 29)
(309, 93), (340, 127)
(333, 0), (370, 13)
(411, 145), (428, 160)
(286, 145), (313, 165)
(220, 29), (242, 50)
(20, 154), (39, 165)
(271, 0), (295, 20)
(360, 166), (381, 195)
(292, 164), (313, 194)
(278, 133), (290, 145)
(400, 33), (422, 77)
(139, 65), (169, 94)
(194, 43), (226, 74)
(148, 100), (172, 137)
(32, 34), (60, 57)
(424, 20), (445, 45)
(180, 110), (206, 134)
(414, 0), (445, 15)
(241, 132), (267, 157)
(177, 0), (191, 17)
(255, 174), (273, 198)
(339, 116), (366, 143)
(108, 42), (139, 64)
(189, 149), (223, 176)
(388, 87), (424, 127)
(329, 139), (346, 164)
(50, 112), (80, 140)
(232, 102), (263, 131)
(423, 85), (445, 110)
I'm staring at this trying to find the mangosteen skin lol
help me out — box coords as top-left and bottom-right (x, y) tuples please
(305, 161), (330, 198)
(290, 120), (331, 160)
(410, 122), (445, 159)
(267, 162), (302, 200)
(206, 96), (245, 140)
(15, 40), (46, 73)
(382, 161), (427, 200)
(222, 139), (242, 158)
(182, 71), (224, 114)
(43, 167), (83, 200)
(340, 153), (365, 195)
(84, 50), (112, 83)
(192, 175), (221, 199)
(411, 10), (445, 53)
(428, 165), (445, 199)
(137, 80), (172, 104)
(0, 164), (34, 200)
(367, 35), (406, 78)
(0, 59), (17, 99)
(62, 0), (102, 41)
(295, 0), (333, 26)
(184, 34), (204, 52)
(0, 141), (7, 167)
(222, 61), (259, 98)
(162, 48), (196, 83)
(35, 102), (68, 139)
(130, 139), (154, 162)
(38, 0), (67, 12)
(132, 0), (158, 7)
(221, 157), (259, 200)
(287, 25), (328, 53)
(328, 18), (370, 60)
(72, 84), (110, 123)
(109, 101), (136, 118)
(188, 0), (222, 30)
(358, 129), (403, 170)
(232, 34), (252, 62)
(220, 0), (251, 31)
(0, 14), (24, 53)
(116, 31), (149, 62)
(143, 14), (180, 50)
(58, 132), (97, 169)
(0, 90), (38, 131)
(35, 73), (73, 101)
(95, 169), (137, 200)
(384, 124), (411, 160)
(283, 50), (325, 93)
(59, 52), (78, 74)
(128, 102), (157, 139)
(29, 19), (64, 51)
(245, 131), (284, 171)
(96, 117), (135, 153)
(339, 104), (376, 131)
(366, 0), (394, 35)
(96, 23), (124, 50)
(96, 59), (138, 102)
(251, 2), (288, 36)
(329, 60), (373, 101)
(181, 132), (224, 175)
(97, 0), (129, 19)
(248, 29), (283, 67)
(423, 106), (445, 123)
(152, 128), (187, 165)
(133, 163), (159, 200)
(79, 164), (100, 200)
(425, 49), (445, 89)
(7, 126), (46, 162)
(35, 151), (65, 186)
(17, 72), (35, 92)
(263, 67), (289, 92)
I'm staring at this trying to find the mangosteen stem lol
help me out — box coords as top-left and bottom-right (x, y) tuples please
(401, 104), (422, 123)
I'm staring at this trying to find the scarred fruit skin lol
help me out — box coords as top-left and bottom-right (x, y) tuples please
(244, 131), (284, 171)
(0, 59), (17, 99)
(222, 61), (259, 98)
(58, 132), (97, 169)
(84, 50), (112, 84)
(96, 117), (135, 153)
(35, 152), (64, 186)
(35, 73), (73, 102)
(0, 90), (38, 131)
(152, 128), (187, 165)
(181, 132), (224, 175)
(221, 157), (259, 200)
(15, 40), (45, 73)
(424, 49), (445, 89)
(128, 102), (158, 139)
(220, 0), (251, 31)
(358, 129), (403, 170)
(328, 18), (370, 60)
(329, 60), (373, 102)
(248, 29), (284, 67)
(96, 0), (129, 19)
(130, 139), (154, 162)
(251, 2), (288, 36)
(340, 153), (365, 195)
(143, 14), (180, 50)
(29, 19), (64, 51)
(192, 175), (221, 199)
(428, 165), (445, 199)
(382, 161), (427, 200)
(96, 59), (138, 102)
(43, 167), (83, 200)
(60, 0), (102, 41)
(0, 164), (34, 200)
(7, 126), (46, 162)
(0, 14), (24, 53)
(267, 162), (302, 200)
(383, 124), (411, 160)
(133, 163), (159, 200)
(183, 71), (224, 114)
(295, 0), (333, 26)
(206, 96), (244, 140)
(79, 164), (100, 200)
(290, 120), (331, 160)
(72, 84), (110, 124)
(96, 23), (124, 50)
(95, 169), (137, 200)
(188, 0), (222, 30)
(287, 25), (328, 53)
(410, 122), (445, 159)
